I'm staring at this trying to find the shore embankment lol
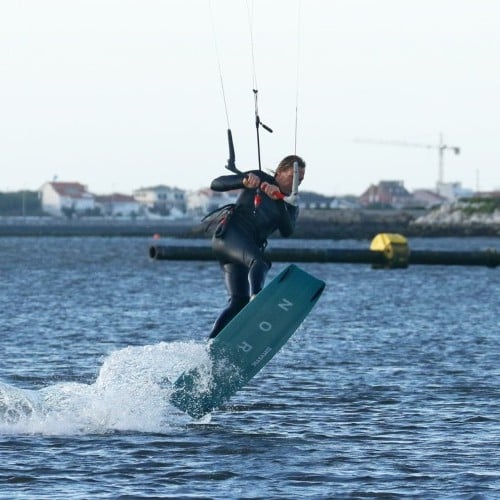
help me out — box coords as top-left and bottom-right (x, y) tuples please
(0, 207), (499, 239)
(293, 208), (500, 239)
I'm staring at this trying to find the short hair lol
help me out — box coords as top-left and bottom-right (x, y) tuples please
(276, 155), (306, 174)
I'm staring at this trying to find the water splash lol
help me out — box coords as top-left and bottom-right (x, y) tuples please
(0, 341), (211, 435)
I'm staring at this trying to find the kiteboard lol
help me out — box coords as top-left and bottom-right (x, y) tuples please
(170, 264), (325, 419)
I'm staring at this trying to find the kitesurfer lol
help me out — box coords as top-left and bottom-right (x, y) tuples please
(207, 155), (306, 339)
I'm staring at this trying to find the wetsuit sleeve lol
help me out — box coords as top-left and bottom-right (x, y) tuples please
(210, 174), (246, 192)
(276, 201), (299, 237)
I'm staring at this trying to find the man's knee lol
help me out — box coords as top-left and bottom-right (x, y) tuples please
(229, 295), (249, 312)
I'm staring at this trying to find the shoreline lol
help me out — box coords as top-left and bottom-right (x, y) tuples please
(0, 209), (499, 239)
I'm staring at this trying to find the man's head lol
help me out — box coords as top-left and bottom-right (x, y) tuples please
(274, 155), (306, 195)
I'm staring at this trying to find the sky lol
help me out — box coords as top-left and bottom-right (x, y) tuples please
(1, 0), (499, 196)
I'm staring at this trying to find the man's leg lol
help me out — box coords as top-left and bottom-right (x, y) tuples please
(208, 263), (249, 339)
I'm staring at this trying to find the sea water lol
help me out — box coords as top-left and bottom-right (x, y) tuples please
(0, 236), (499, 498)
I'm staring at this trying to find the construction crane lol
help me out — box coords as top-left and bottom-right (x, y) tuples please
(354, 133), (460, 186)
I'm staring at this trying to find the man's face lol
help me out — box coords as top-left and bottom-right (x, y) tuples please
(276, 167), (305, 195)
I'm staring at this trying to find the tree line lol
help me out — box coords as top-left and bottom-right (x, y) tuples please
(0, 191), (44, 216)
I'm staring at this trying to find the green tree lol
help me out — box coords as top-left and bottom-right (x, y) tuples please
(0, 191), (44, 216)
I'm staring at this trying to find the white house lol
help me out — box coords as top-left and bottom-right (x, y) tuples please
(411, 189), (448, 208)
(94, 193), (142, 217)
(39, 181), (95, 217)
(186, 188), (240, 216)
(133, 185), (186, 215)
(436, 181), (474, 201)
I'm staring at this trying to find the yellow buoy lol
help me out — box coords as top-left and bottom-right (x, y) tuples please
(370, 233), (410, 268)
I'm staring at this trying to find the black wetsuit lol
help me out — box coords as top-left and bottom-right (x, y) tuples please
(208, 170), (299, 339)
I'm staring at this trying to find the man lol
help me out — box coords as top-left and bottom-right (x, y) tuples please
(208, 155), (306, 339)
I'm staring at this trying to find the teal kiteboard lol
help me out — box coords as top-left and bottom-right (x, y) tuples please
(170, 264), (325, 419)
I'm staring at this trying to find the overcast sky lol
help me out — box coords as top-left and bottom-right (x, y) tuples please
(1, 0), (499, 196)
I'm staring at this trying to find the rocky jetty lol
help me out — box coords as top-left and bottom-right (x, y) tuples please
(411, 200), (500, 237)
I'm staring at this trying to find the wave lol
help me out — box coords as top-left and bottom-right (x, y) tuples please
(0, 341), (212, 435)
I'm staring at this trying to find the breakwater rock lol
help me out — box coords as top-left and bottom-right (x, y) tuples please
(292, 208), (500, 239)
(411, 202), (500, 237)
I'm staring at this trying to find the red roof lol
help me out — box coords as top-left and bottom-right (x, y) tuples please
(50, 182), (90, 198)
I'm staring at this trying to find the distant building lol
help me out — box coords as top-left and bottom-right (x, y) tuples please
(298, 191), (333, 209)
(185, 188), (360, 214)
(359, 180), (413, 208)
(133, 185), (186, 215)
(186, 188), (239, 216)
(298, 191), (359, 209)
(475, 190), (500, 199)
(328, 197), (360, 209)
(94, 193), (142, 217)
(411, 189), (447, 209)
(39, 181), (95, 217)
(436, 181), (474, 201)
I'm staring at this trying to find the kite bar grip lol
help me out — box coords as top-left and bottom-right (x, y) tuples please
(225, 129), (240, 174)
(261, 123), (273, 133)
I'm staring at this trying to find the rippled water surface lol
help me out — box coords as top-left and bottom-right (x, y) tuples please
(1, 236), (499, 498)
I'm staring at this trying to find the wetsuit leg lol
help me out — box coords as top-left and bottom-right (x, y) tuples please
(208, 262), (250, 339)
(212, 226), (270, 296)
(248, 258), (269, 296)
